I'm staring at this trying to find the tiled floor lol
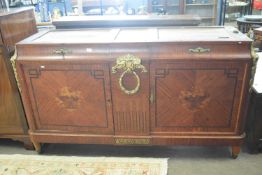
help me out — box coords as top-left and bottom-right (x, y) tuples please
(0, 139), (262, 175)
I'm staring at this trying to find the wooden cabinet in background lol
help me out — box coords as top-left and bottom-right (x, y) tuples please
(76, 0), (217, 25)
(0, 7), (37, 149)
(0, 7), (37, 53)
(148, 0), (218, 25)
(16, 27), (252, 157)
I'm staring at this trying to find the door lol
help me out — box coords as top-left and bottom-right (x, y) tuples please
(22, 63), (113, 134)
(150, 61), (248, 134)
(110, 53), (150, 136)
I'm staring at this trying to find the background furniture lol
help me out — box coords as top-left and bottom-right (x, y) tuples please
(0, 0), (8, 8)
(236, 16), (262, 33)
(82, 0), (124, 15)
(148, 0), (218, 25)
(224, 0), (250, 21)
(33, 0), (72, 22)
(0, 7), (37, 149)
(15, 27), (252, 158)
(53, 14), (201, 28)
(246, 52), (262, 153)
(254, 27), (262, 50)
(75, 0), (218, 25)
(47, 0), (68, 17)
(0, 7), (37, 53)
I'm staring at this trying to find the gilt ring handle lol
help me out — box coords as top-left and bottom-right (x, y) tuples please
(119, 70), (140, 95)
(112, 54), (147, 95)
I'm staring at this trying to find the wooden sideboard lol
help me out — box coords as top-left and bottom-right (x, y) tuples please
(15, 27), (252, 157)
(0, 7), (37, 148)
(52, 15), (201, 29)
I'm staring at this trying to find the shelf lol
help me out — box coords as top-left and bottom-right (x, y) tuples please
(82, 0), (123, 7)
(228, 2), (249, 7)
(201, 17), (215, 19)
(152, 4), (179, 7)
(183, 15), (214, 19)
(167, 4), (179, 6)
(151, 4), (165, 7)
(84, 5), (118, 7)
(48, 2), (65, 4)
(186, 3), (214, 6)
(48, 0), (65, 3)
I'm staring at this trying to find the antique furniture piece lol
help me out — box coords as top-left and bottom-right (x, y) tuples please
(15, 27), (252, 157)
(236, 16), (262, 33)
(0, 7), (37, 53)
(254, 27), (262, 50)
(254, 27), (262, 41)
(53, 15), (201, 29)
(148, 0), (218, 25)
(246, 52), (262, 153)
(0, 7), (37, 149)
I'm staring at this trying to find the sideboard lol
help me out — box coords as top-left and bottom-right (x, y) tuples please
(15, 27), (252, 157)
(0, 7), (37, 149)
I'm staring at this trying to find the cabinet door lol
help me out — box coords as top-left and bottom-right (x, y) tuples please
(109, 51), (150, 136)
(184, 0), (217, 25)
(22, 63), (113, 134)
(150, 61), (249, 134)
(111, 62), (150, 136)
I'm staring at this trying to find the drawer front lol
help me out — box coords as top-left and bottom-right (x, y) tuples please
(150, 61), (250, 134)
(149, 42), (250, 60)
(21, 63), (113, 134)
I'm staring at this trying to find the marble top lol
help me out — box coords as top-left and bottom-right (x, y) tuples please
(23, 26), (251, 44)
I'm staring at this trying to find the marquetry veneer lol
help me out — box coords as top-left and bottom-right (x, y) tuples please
(15, 27), (252, 157)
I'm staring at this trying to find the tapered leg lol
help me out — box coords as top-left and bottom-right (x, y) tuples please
(231, 146), (241, 159)
(9, 137), (34, 150)
(23, 139), (34, 150)
(32, 141), (42, 154)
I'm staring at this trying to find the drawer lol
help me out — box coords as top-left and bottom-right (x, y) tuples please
(17, 44), (111, 61)
(149, 42), (251, 60)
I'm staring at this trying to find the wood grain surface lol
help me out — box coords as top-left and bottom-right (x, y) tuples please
(16, 27), (252, 157)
